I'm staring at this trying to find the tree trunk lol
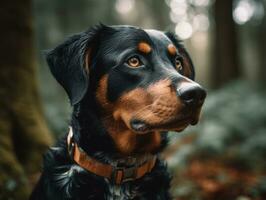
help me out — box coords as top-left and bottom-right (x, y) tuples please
(212, 0), (240, 88)
(257, 0), (266, 86)
(0, 0), (53, 199)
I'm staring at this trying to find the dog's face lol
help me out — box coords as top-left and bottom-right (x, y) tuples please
(47, 25), (206, 153)
(94, 26), (206, 133)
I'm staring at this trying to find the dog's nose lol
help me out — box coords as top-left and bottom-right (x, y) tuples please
(178, 83), (206, 106)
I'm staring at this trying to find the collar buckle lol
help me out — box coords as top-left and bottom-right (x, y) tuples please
(112, 166), (137, 184)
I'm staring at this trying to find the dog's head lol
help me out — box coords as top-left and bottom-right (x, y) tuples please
(47, 24), (206, 153)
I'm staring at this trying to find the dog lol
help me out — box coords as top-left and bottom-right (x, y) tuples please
(30, 24), (206, 200)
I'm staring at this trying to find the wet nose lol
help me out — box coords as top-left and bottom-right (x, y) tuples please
(178, 83), (206, 106)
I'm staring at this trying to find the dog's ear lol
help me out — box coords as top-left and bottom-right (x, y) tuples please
(165, 32), (195, 80)
(46, 24), (105, 105)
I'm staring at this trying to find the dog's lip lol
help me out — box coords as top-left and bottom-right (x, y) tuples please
(130, 119), (150, 134)
(130, 116), (195, 134)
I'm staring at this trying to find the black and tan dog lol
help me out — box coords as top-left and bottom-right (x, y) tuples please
(30, 24), (206, 200)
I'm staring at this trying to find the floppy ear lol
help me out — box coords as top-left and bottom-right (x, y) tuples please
(165, 32), (195, 80)
(46, 25), (104, 105)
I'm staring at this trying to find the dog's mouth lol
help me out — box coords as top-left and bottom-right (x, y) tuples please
(130, 114), (199, 134)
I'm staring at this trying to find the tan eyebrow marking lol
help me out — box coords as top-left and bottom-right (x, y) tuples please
(167, 44), (177, 56)
(138, 42), (152, 54)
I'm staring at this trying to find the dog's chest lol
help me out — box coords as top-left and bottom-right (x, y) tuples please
(105, 184), (136, 200)
(53, 164), (140, 199)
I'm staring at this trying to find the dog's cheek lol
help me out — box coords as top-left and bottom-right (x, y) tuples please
(96, 75), (150, 121)
(113, 88), (152, 126)
(96, 75), (113, 112)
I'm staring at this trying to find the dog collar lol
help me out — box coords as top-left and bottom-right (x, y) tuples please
(67, 127), (157, 184)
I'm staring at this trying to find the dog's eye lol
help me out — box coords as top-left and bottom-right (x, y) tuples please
(127, 56), (142, 68)
(175, 57), (183, 73)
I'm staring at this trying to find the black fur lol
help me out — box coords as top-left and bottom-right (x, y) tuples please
(31, 24), (198, 200)
(46, 25), (104, 105)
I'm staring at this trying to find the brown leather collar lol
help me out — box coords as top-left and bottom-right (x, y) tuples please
(67, 127), (157, 184)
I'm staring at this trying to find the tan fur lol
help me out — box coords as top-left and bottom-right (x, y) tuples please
(138, 42), (152, 54)
(105, 122), (162, 155)
(96, 75), (114, 112)
(167, 44), (177, 56)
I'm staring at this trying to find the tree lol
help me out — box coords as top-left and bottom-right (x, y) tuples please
(0, 0), (53, 199)
(257, 0), (266, 85)
(212, 0), (240, 88)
